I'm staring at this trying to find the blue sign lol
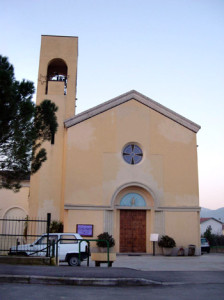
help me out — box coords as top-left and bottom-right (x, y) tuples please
(76, 224), (93, 237)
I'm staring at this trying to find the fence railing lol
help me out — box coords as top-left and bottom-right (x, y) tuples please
(0, 213), (51, 256)
(54, 238), (110, 267)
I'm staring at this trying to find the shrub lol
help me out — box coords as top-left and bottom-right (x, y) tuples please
(214, 235), (224, 246)
(49, 220), (63, 233)
(158, 235), (176, 248)
(203, 226), (224, 246)
(96, 232), (115, 248)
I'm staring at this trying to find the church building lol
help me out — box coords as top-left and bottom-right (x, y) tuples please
(14, 35), (203, 254)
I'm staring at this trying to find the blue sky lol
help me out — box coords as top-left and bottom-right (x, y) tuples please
(1, 0), (223, 209)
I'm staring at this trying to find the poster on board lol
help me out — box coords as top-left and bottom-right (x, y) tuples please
(76, 224), (93, 237)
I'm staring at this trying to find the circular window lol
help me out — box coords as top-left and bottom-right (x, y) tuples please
(122, 144), (143, 165)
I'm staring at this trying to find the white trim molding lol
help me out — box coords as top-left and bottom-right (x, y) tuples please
(64, 204), (200, 212)
(64, 204), (113, 211)
(157, 206), (201, 212)
(64, 90), (201, 133)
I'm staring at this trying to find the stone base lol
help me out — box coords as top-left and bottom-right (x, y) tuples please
(91, 250), (116, 267)
(0, 255), (52, 265)
(94, 260), (114, 267)
(91, 252), (116, 261)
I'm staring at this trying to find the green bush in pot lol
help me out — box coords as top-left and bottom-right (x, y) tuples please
(158, 235), (176, 248)
(96, 232), (115, 248)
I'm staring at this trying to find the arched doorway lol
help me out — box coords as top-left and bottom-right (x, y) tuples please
(112, 183), (156, 253)
(2, 207), (27, 235)
(119, 193), (146, 253)
(120, 209), (146, 253)
(1, 207), (27, 255)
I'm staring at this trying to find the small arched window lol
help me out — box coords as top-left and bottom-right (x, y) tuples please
(120, 193), (146, 207)
(46, 58), (68, 95)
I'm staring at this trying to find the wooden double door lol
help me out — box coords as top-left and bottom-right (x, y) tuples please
(120, 210), (146, 253)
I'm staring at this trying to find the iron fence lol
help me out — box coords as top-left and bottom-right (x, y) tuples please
(0, 213), (51, 256)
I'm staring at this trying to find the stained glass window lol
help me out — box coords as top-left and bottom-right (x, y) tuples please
(120, 193), (146, 207)
(123, 144), (143, 165)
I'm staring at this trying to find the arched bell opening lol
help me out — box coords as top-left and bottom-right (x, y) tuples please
(46, 58), (68, 95)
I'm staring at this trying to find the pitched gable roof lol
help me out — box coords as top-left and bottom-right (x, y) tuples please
(64, 90), (201, 133)
(200, 217), (223, 225)
(200, 218), (211, 223)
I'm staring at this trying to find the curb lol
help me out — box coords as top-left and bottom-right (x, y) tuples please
(0, 275), (163, 286)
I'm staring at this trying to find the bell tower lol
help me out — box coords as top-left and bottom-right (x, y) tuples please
(29, 35), (78, 220)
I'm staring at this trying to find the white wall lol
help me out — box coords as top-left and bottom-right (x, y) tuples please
(201, 219), (223, 235)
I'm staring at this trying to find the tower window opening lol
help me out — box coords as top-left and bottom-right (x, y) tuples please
(46, 58), (68, 95)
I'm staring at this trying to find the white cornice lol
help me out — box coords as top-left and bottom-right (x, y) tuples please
(64, 204), (113, 211)
(64, 90), (201, 133)
(64, 204), (200, 212)
(157, 206), (201, 212)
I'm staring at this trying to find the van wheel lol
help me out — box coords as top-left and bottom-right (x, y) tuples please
(68, 256), (80, 266)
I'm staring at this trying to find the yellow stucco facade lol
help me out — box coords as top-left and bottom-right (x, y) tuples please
(62, 98), (200, 253)
(29, 35), (78, 220)
(1, 35), (201, 254)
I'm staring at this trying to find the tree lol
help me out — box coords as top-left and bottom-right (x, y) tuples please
(0, 55), (58, 191)
(203, 225), (224, 247)
(203, 225), (214, 245)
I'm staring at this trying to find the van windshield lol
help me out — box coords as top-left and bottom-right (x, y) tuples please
(35, 235), (58, 245)
(60, 235), (77, 244)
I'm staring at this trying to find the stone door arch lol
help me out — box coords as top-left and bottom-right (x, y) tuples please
(114, 186), (154, 253)
(119, 193), (147, 252)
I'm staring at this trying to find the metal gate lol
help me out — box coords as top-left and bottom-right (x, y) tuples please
(0, 213), (51, 256)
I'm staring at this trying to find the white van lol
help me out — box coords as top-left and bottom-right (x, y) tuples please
(9, 233), (89, 266)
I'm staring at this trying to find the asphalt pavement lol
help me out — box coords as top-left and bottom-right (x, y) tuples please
(0, 253), (223, 287)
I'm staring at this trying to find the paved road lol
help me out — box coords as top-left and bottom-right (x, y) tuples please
(1, 264), (224, 285)
(112, 253), (224, 271)
(0, 253), (224, 283)
(0, 254), (224, 288)
(0, 254), (224, 299)
(1, 283), (224, 300)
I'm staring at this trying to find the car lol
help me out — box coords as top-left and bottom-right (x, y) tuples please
(201, 237), (210, 253)
(8, 233), (89, 266)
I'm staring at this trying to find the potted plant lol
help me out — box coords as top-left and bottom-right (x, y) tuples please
(49, 220), (63, 233)
(91, 232), (116, 266)
(158, 235), (176, 256)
